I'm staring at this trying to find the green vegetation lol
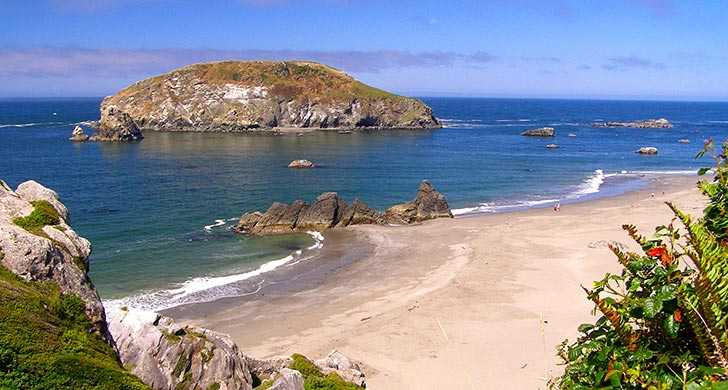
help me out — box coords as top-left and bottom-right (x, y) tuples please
(0, 265), (148, 389)
(289, 353), (362, 390)
(12, 200), (61, 236)
(552, 140), (728, 389)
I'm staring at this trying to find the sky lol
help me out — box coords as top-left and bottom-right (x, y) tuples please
(0, 0), (726, 100)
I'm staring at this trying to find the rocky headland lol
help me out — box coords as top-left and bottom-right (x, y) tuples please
(234, 180), (453, 235)
(592, 118), (672, 128)
(92, 61), (440, 141)
(0, 179), (366, 390)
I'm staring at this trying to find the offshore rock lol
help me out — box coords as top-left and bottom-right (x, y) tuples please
(288, 160), (315, 169)
(521, 127), (555, 137)
(107, 307), (253, 390)
(637, 146), (659, 155)
(69, 125), (89, 142)
(593, 118), (672, 128)
(97, 61), (440, 140)
(384, 180), (453, 224)
(0, 179), (110, 342)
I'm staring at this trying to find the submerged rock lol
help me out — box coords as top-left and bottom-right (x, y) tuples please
(546, 144), (560, 149)
(637, 146), (659, 155)
(0, 179), (109, 342)
(107, 307), (253, 390)
(593, 118), (672, 128)
(521, 127), (555, 137)
(288, 159), (315, 169)
(96, 61), (440, 141)
(69, 125), (89, 142)
(384, 180), (453, 224)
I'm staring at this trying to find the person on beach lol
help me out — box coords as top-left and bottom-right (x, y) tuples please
(553, 201), (561, 212)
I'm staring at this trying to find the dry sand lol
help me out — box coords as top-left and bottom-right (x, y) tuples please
(173, 175), (705, 389)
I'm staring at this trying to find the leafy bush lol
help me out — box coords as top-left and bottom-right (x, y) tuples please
(12, 200), (61, 235)
(288, 353), (362, 390)
(552, 140), (728, 389)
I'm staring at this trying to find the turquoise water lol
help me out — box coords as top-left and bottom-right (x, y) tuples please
(1, 97), (726, 309)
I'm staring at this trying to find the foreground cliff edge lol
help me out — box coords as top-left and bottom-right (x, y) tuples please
(0, 179), (365, 390)
(90, 61), (440, 141)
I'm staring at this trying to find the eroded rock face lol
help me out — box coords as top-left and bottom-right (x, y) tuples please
(0, 179), (109, 342)
(107, 307), (253, 390)
(235, 181), (451, 235)
(96, 61), (440, 141)
(384, 180), (453, 224)
(593, 118), (672, 128)
(521, 127), (555, 137)
(91, 105), (144, 141)
(268, 368), (304, 390)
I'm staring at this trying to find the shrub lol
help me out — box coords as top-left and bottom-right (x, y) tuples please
(552, 140), (728, 389)
(287, 353), (362, 390)
(12, 200), (61, 236)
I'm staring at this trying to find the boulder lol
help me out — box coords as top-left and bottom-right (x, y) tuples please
(0, 179), (109, 343)
(593, 118), (672, 128)
(314, 350), (366, 387)
(336, 199), (382, 227)
(250, 202), (306, 235)
(91, 104), (144, 142)
(384, 181), (453, 224)
(69, 125), (89, 142)
(288, 160), (315, 169)
(107, 307), (253, 390)
(234, 211), (264, 234)
(678, 139), (690, 144)
(269, 368), (304, 390)
(521, 127), (555, 137)
(296, 192), (347, 231)
(546, 144), (559, 149)
(637, 147), (658, 155)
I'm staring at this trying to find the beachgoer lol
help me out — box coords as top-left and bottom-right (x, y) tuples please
(553, 202), (561, 212)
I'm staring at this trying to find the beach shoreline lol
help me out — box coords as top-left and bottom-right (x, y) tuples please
(166, 173), (704, 389)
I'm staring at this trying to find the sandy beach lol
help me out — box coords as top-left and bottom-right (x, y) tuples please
(169, 174), (705, 389)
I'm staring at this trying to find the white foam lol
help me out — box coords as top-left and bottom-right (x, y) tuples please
(568, 169), (605, 198)
(0, 121), (67, 128)
(203, 219), (226, 231)
(306, 231), (325, 250)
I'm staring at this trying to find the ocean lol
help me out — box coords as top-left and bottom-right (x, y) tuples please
(1, 97), (726, 311)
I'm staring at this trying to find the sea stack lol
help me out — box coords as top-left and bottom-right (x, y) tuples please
(637, 147), (659, 155)
(94, 61), (440, 141)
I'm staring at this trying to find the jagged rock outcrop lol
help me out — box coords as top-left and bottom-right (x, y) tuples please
(314, 350), (366, 387)
(637, 146), (659, 155)
(91, 105), (144, 141)
(69, 125), (89, 142)
(521, 127), (555, 137)
(384, 180), (453, 224)
(95, 61), (440, 140)
(593, 118), (672, 128)
(107, 307), (253, 390)
(288, 160), (315, 169)
(0, 179), (111, 342)
(234, 181), (451, 235)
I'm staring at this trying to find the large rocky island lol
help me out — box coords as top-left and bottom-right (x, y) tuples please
(92, 61), (440, 141)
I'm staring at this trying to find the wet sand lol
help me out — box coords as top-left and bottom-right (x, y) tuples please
(168, 174), (704, 389)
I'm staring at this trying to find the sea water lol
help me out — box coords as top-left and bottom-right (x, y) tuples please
(1, 97), (726, 310)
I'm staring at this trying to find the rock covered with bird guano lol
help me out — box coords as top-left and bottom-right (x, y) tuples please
(637, 146), (659, 155)
(384, 180), (453, 224)
(96, 61), (440, 140)
(107, 307), (253, 390)
(91, 105), (144, 141)
(521, 127), (555, 137)
(288, 159), (315, 169)
(234, 181), (451, 235)
(69, 125), (89, 142)
(592, 118), (672, 128)
(0, 179), (111, 342)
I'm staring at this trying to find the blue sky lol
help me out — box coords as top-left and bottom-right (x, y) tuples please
(1, 0), (726, 100)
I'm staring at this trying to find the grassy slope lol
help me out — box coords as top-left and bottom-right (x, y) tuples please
(0, 266), (148, 390)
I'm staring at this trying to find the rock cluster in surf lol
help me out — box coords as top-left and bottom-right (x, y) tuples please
(235, 180), (453, 235)
(592, 118), (672, 128)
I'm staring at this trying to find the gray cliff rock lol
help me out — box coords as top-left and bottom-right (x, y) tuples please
(521, 127), (555, 137)
(384, 180), (453, 224)
(69, 125), (90, 142)
(268, 368), (304, 390)
(593, 118), (672, 128)
(0, 179), (110, 342)
(96, 61), (440, 141)
(107, 307), (253, 390)
(235, 181), (451, 235)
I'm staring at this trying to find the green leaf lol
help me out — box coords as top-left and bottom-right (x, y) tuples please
(663, 315), (680, 338)
(643, 296), (663, 319)
(698, 167), (711, 176)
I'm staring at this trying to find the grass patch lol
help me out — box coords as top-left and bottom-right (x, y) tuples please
(289, 353), (362, 390)
(0, 265), (148, 389)
(12, 200), (60, 236)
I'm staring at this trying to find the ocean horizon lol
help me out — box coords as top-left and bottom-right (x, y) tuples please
(2, 96), (726, 311)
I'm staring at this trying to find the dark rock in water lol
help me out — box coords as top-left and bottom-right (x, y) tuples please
(296, 192), (346, 231)
(521, 127), (555, 137)
(593, 118), (672, 128)
(235, 181), (451, 235)
(636, 146), (658, 155)
(90, 105), (143, 141)
(69, 125), (89, 142)
(384, 181), (453, 224)
(336, 199), (383, 227)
